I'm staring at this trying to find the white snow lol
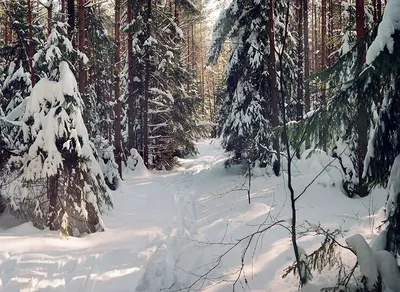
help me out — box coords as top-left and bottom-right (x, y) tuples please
(0, 139), (392, 291)
(346, 234), (379, 290)
(366, 0), (400, 64)
(386, 154), (400, 221)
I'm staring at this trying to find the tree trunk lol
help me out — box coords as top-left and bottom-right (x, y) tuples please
(47, 1), (53, 35)
(356, 0), (368, 197)
(321, 0), (326, 97)
(47, 174), (59, 230)
(127, 1), (136, 151)
(311, 0), (315, 75)
(186, 27), (190, 91)
(377, 0), (382, 19)
(143, 0), (152, 167)
(61, 0), (65, 22)
(321, 0), (327, 150)
(268, 0), (280, 176)
(328, 0), (333, 66)
(313, 0), (317, 75)
(200, 21), (205, 116)
(304, 0), (310, 149)
(4, 12), (9, 45)
(356, 0), (365, 40)
(78, 0), (85, 94)
(67, 0), (75, 38)
(27, 0), (35, 86)
(114, 0), (123, 176)
(174, 0), (180, 26)
(296, 0), (303, 123)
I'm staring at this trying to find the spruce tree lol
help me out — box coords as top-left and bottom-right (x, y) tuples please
(85, 5), (119, 189)
(124, 0), (201, 169)
(0, 0), (44, 114)
(363, 0), (400, 255)
(8, 61), (112, 236)
(208, 0), (295, 171)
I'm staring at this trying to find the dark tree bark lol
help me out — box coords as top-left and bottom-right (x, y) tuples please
(67, 0), (75, 38)
(321, 0), (326, 103)
(304, 0), (310, 149)
(313, 0), (317, 75)
(356, 0), (365, 40)
(268, 0), (280, 176)
(127, 0), (136, 151)
(143, 0), (152, 167)
(61, 0), (65, 22)
(377, 0), (382, 19)
(4, 13), (9, 45)
(296, 0), (304, 123)
(328, 0), (333, 66)
(114, 0), (123, 176)
(356, 0), (368, 197)
(47, 1), (53, 35)
(200, 21), (205, 116)
(47, 174), (59, 230)
(78, 0), (85, 94)
(27, 0), (35, 86)
(311, 0), (315, 75)
(174, 0), (180, 26)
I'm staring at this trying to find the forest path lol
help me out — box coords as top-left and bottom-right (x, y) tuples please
(0, 139), (227, 292)
(0, 140), (388, 292)
(135, 139), (227, 291)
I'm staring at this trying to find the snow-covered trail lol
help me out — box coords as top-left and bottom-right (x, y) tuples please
(0, 162), (180, 291)
(0, 140), (228, 292)
(0, 139), (389, 292)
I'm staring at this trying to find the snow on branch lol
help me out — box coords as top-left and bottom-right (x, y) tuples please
(366, 0), (400, 65)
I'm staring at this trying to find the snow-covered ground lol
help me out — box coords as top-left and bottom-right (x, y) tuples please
(0, 139), (387, 291)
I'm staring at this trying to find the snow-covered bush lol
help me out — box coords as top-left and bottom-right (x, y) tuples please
(346, 234), (400, 292)
(92, 135), (120, 190)
(7, 62), (112, 236)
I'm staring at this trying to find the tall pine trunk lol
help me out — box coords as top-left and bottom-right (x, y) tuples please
(321, 0), (326, 102)
(127, 1), (136, 151)
(296, 0), (304, 122)
(61, 0), (65, 22)
(143, 0), (152, 167)
(78, 0), (85, 95)
(320, 0), (327, 151)
(47, 1), (52, 35)
(268, 0), (280, 176)
(114, 0), (123, 176)
(377, 0), (382, 19)
(304, 0), (310, 149)
(67, 0), (74, 38)
(27, 0), (35, 86)
(356, 0), (368, 196)
(311, 0), (315, 75)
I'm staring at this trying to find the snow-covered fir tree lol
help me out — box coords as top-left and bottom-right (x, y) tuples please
(363, 0), (400, 256)
(85, 6), (120, 189)
(8, 61), (112, 236)
(124, 0), (202, 169)
(208, 0), (293, 173)
(0, 0), (43, 115)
